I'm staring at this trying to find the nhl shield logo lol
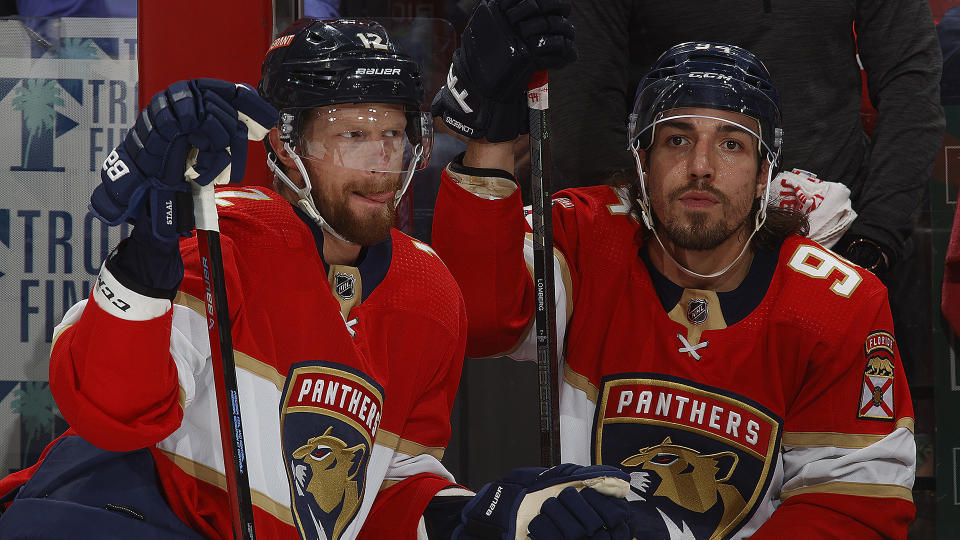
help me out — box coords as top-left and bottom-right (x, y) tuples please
(858, 330), (896, 421)
(687, 298), (708, 325)
(593, 373), (781, 540)
(334, 272), (356, 300)
(281, 361), (384, 540)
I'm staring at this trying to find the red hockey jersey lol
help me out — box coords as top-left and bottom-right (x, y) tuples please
(432, 170), (915, 539)
(9, 187), (467, 539)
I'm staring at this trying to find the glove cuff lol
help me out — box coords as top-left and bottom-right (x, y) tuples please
(107, 235), (183, 298)
(95, 260), (173, 321)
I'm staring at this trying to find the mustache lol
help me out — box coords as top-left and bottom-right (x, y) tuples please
(343, 175), (402, 194)
(668, 180), (729, 205)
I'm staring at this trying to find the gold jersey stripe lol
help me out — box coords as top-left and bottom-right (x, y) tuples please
(563, 364), (599, 403)
(375, 429), (446, 460)
(50, 323), (72, 352)
(174, 290), (205, 316)
(174, 291), (286, 392)
(782, 418), (915, 449)
(158, 449), (294, 525)
(780, 480), (913, 502)
(446, 167), (519, 199)
(235, 350), (285, 392)
(379, 478), (400, 492)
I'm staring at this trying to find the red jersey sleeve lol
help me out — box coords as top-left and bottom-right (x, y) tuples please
(432, 170), (533, 357)
(432, 167), (591, 359)
(48, 284), (182, 451)
(48, 233), (248, 453)
(755, 268), (915, 538)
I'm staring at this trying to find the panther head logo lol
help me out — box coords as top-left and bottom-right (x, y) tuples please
(291, 427), (366, 540)
(621, 437), (746, 536)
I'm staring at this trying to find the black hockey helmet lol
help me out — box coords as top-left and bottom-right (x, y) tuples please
(628, 41), (782, 162)
(258, 18), (428, 145)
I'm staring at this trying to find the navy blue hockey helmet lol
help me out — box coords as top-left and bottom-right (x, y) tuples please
(258, 18), (428, 145)
(628, 42), (782, 162)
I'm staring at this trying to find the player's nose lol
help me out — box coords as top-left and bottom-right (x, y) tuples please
(688, 139), (715, 180)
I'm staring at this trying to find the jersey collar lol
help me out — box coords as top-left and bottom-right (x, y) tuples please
(293, 205), (392, 303)
(640, 244), (780, 327)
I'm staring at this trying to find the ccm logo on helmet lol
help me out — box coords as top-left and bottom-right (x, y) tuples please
(355, 67), (401, 76)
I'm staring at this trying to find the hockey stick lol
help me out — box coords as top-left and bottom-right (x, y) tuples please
(527, 71), (561, 467)
(192, 179), (257, 540)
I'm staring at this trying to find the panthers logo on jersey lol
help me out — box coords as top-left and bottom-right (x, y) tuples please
(281, 361), (384, 540)
(593, 373), (782, 540)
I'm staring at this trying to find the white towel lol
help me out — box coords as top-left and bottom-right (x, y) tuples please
(772, 169), (857, 248)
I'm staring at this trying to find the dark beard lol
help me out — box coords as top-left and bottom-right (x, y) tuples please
(662, 211), (742, 251)
(658, 181), (751, 251)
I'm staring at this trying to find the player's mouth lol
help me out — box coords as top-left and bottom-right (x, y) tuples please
(354, 190), (396, 205)
(678, 191), (719, 208)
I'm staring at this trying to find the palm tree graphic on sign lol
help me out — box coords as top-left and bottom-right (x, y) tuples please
(11, 381), (63, 464)
(59, 38), (99, 60)
(12, 78), (64, 171)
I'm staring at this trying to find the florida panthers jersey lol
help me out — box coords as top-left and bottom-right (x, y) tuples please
(432, 168), (915, 539)
(3, 187), (467, 540)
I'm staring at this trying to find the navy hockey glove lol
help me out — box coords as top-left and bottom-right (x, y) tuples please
(527, 486), (631, 540)
(91, 79), (276, 292)
(90, 79), (277, 242)
(452, 464), (630, 540)
(432, 0), (577, 142)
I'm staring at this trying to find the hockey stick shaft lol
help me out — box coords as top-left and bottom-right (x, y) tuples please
(192, 181), (257, 540)
(527, 71), (561, 467)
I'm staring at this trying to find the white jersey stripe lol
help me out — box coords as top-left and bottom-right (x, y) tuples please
(780, 426), (916, 496)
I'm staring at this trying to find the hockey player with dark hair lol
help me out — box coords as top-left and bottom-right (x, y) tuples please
(432, 9), (917, 538)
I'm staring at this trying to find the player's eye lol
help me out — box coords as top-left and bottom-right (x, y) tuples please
(340, 131), (364, 139)
(667, 135), (686, 146)
(383, 129), (401, 138)
(721, 139), (744, 151)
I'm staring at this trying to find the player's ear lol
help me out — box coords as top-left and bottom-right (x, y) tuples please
(756, 159), (770, 198)
(268, 127), (298, 168)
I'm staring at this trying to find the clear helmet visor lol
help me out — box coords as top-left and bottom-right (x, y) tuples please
(295, 103), (433, 174)
(627, 77), (781, 161)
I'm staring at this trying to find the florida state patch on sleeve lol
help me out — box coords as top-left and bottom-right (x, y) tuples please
(858, 330), (896, 421)
(281, 361), (384, 540)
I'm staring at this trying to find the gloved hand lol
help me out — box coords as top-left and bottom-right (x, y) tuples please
(527, 486), (631, 540)
(432, 0), (577, 142)
(453, 464), (630, 540)
(91, 79), (277, 292)
(91, 78), (277, 241)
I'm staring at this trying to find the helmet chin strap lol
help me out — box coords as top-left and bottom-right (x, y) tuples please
(267, 142), (352, 243)
(267, 141), (427, 245)
(629, 114), (778, 281)
(394, 143), (424, 206)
